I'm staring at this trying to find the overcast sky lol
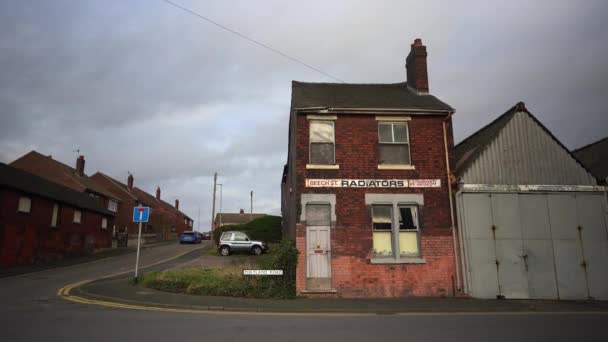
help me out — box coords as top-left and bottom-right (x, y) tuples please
(1, 0), (607, 229)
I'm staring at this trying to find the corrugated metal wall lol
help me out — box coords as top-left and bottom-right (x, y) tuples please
(461, 112), (597, 185)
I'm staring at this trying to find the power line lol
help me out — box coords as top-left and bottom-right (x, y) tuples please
(161, 0), (345, 83)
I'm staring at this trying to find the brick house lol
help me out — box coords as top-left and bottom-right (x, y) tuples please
(10, 151), (121, 216)
(0, 163), (114, 267)
(281, 39), (460, 297)
(130, 185), (194, 236)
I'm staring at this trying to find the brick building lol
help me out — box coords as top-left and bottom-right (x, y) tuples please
(281, 39), (460, 297)
(0, 163), (114, 267)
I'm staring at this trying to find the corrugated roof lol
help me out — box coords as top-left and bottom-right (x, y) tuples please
(573, 136), (608, 182)
(0, 163), (114, 216)
(291, 81), (453, 111)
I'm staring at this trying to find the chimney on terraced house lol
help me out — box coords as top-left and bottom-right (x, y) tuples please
(75, 155), (85, 176)
(175, 199), (179, 210)
(127, 173), (134, 190)
(406, 38), (429, 94)
(156, 186), (161, 200)
(239, 208), (244, 215)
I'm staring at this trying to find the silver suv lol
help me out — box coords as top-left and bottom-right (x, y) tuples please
(218, 231), (267, 256)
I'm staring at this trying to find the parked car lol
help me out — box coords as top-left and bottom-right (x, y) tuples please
(201, 231), (211, 240)
(179, 231), (202, 244)
(217, 231), (267, 256)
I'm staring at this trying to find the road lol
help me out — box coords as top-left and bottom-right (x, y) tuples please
(1, 242), (607, 342)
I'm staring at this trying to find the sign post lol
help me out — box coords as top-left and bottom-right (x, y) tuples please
(132, 206), (150, 283)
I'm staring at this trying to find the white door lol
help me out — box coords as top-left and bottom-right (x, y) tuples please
(306, 204), (331, 291)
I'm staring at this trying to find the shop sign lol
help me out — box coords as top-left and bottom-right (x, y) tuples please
(305, 179), (441, 188)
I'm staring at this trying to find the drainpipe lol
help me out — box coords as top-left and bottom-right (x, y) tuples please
(443, 112), (461, 293)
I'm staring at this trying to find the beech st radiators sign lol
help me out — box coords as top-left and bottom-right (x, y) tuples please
(305, 179), (441, 188)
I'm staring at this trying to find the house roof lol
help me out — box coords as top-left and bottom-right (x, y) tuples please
(454, 102), (596, 181)
(128, 186), (192, 221)
(0, 163), (114, 216)
(215, 213), (266, 225)
(91, 172), (156, 207)
(573, 136), (608, 182)
(9, 151), (120, 201)
(291, 81), (453, 111)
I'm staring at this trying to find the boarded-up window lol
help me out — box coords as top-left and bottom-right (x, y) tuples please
(18, 196), (32, 213)
(306, 204), (331, 226)
(101, 217), (108, 229)
(372, 205), (393, 256)
(51, 204), (59, 227)
(309, 121), (335, 165)
(73, 210), (82, 224)
(379, 122), (411, 165)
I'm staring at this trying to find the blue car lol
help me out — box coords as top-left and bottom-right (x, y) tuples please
(179, 231), (201, 244)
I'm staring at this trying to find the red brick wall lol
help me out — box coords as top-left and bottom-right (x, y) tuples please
(0, 189), (113, 267)
(294, 114), (457, 297)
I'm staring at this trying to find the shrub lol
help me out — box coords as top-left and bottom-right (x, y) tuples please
(213, 215), (282, 245)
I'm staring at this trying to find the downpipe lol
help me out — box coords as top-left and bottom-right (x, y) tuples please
(443, 112), (461, 293)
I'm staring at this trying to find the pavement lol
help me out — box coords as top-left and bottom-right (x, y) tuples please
(2, 240), (608, 342)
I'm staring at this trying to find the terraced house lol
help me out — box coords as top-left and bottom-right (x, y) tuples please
(281, 39), (460, 297)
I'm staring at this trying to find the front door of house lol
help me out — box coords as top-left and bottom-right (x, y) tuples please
(306, 204), (331, 291)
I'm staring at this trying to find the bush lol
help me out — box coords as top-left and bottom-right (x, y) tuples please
(213, 215), (282, 245)
(141, 240), (299, 299)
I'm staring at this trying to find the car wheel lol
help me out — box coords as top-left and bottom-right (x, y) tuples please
(252, 246), (262, 255)
(220, 246), (230, 256)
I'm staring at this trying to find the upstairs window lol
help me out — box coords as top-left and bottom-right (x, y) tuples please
(309, 120), (335, 165)
(378, 122), (411, 165)
(18, 196), (32, 213)
(108, 200), (118, 212)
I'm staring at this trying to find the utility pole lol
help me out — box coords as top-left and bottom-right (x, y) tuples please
(218, 184), (223, 227)
(211, 172), (217, 240)
(250, 190), (253, 221)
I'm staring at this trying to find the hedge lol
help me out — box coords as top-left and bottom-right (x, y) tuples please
(213, 215), (282, 245)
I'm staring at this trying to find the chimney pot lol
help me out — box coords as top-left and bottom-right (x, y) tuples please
(406, 38), (429, 93)
(127, 174), (134, 190)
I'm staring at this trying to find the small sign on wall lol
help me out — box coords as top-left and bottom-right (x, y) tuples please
(305, 179), (441, 188)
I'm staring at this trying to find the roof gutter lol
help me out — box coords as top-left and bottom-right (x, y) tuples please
(295, 107), (453, 115)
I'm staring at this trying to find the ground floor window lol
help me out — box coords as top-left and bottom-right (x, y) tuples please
(73, 210), (82, 224)
(371, 204), (420, 259)
(101, 217), (108, 229)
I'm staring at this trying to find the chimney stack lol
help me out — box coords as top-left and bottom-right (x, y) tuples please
(175, 199), (179, 210)
(127, 173), (134, 190)
(239, 209), (244, 215)
(75, 155), (85, 176)
(406, 38), (429, 94)
(156, 186), (161, 200)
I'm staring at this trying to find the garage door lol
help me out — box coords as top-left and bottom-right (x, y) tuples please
(458, 192), (608, 300)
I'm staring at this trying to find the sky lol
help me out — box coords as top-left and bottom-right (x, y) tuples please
(1, 0), (607, 230)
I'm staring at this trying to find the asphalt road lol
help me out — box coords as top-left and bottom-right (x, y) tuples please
(1, 242), (607, 342)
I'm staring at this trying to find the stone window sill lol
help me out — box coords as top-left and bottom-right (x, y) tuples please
(306, 164), (340, 170)
(370, 257), (426, 264)
(377, 165), (415, 170)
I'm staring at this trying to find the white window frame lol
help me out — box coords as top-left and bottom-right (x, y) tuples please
(17, 196), (32, 213)
(377, 121), (412, 167)
(108, 200), (118, 212)
(308, 119), (337, 167)
(51, 203), (59, 227)
(73, 210), (82, 224)
(101, 217), (108, 229)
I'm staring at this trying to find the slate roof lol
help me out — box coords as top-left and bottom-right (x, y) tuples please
(291, 81), (453, 111)
(573, 136), (608, 182)
(10, 151), (120, 201)
(454, 102), (596, 181)
(0, 163), (114, 216)
(215, 213), (266, 225)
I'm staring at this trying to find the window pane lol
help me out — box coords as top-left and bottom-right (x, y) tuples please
(379, 144), (410, 165)
(73, 210), (81, 223)
(373, 232), (393, 256)
(310, 121), (334, 143)
(399, 231), (419, 256)
(234, 232), (247, 241)
(51, 204), (59, 227)
(18, 197), (31, 213)
(378, 123), (393, 143)
(310, 143), (335, 164)
(399, 207), (417, 230)
(306, 204), (330, 226)
(372, 206), (392, 230)
(101, 218), (108, 229)
(393, 124), (408, 143)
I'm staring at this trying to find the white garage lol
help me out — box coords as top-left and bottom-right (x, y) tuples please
(454, 103), (608, 300)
